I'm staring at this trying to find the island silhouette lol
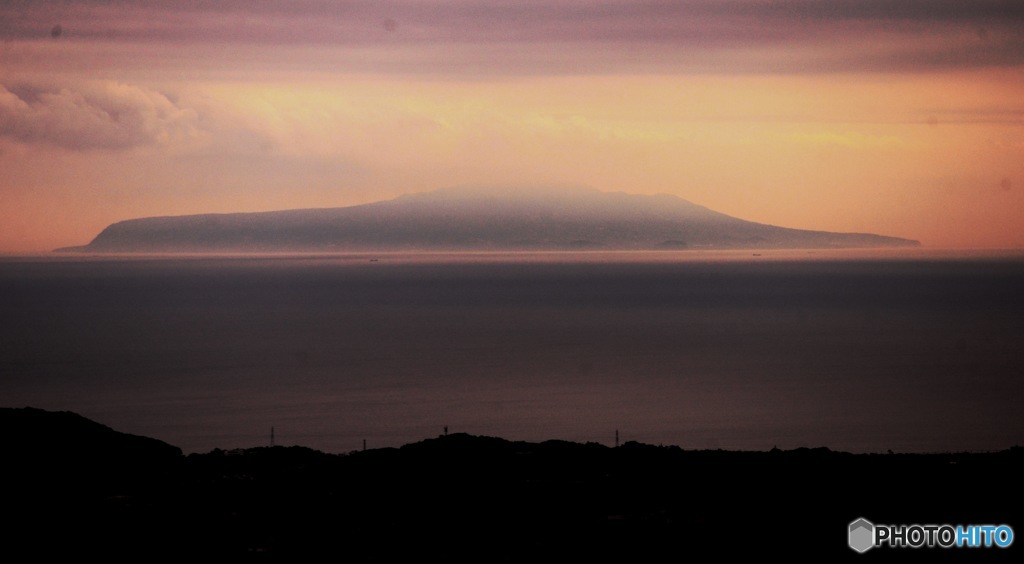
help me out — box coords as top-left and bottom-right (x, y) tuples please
(56, 186), (919, 253)
(4, 407), (1018, 561)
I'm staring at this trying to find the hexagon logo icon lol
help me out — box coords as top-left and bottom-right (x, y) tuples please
(849, 518), (875, 553)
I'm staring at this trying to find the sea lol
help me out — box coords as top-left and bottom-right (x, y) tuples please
(2, 249), (1022, 455)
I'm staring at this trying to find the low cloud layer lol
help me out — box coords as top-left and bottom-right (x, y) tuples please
(0, 81), (200, 150)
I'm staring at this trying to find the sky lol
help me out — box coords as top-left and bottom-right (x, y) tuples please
(1, 0), (1023, 252)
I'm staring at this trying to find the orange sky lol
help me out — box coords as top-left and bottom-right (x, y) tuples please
(1, 1), (1023, 252)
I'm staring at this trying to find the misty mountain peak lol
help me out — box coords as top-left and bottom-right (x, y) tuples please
(56, 186), (920, 253)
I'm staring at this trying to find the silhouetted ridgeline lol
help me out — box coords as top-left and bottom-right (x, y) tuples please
(55, 186), (920, 252)
(4, 407), (1019, 561)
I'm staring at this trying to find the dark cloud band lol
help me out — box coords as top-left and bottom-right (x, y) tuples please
(2, 1), (1023, 73)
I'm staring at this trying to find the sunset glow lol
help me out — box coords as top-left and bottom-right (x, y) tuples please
(2, 1), (1023, 252)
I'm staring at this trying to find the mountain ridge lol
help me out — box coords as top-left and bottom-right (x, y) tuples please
(56, 186), (920, 252)
(6, 406), (1019, 560)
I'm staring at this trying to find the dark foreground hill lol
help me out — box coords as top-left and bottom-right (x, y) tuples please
(4, 407), (1018, 561)
(57, 186), (920, 252)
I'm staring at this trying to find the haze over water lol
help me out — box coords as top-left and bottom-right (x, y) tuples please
(2, 250), (1022, 455)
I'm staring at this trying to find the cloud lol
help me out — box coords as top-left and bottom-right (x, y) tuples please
(2, 1), (1022, 74)
(787, 130), (906, 150)
(0, 81), (201, 150)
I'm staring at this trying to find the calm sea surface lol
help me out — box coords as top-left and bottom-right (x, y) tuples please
(2, 250), (1022, 454)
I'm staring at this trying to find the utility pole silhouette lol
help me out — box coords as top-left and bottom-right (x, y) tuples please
(270, 426), (275, 447)
(615, 429), (619, 448)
